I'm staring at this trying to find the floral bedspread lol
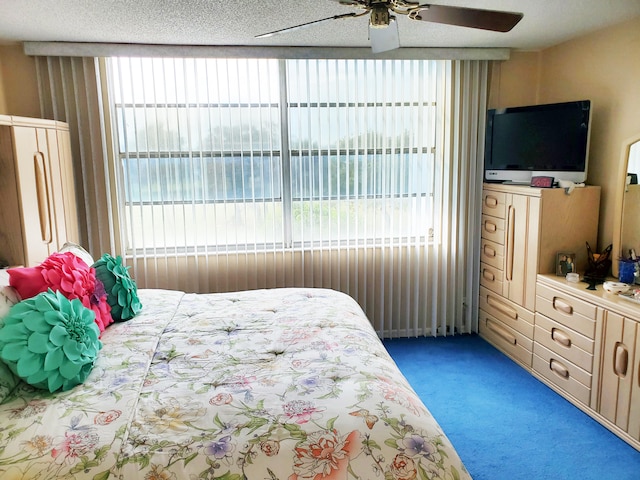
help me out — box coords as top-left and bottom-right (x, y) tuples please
(0, 288), (470, 480)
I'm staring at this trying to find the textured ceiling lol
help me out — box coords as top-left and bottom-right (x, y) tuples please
(1, 0), (640, 51)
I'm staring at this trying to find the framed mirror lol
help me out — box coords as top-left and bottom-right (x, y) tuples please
(612, 134), (640, 278)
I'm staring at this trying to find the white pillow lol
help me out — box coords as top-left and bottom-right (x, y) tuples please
(0, 269), (20, 321)
(59, 241), (95, 267)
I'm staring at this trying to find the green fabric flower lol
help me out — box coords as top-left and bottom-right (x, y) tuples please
(0, 290), (102, 392)
(92, 253), (142, 321)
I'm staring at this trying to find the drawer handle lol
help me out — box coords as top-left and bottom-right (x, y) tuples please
(505, 206), (515, 282)
(486, 319), (516, 345)
(34, 152), (53, 244)
(483, 244), (496, 258)
(486, 295), (518, 319)
(552, 297), (573, 315)
(550, 359), (569, 379)
(485, 195), (498, 208)
(482, 269), (495, 282)
(614, 343), (628, 377)
(484, 220), (497, 233)
(551, 328), (571, 348)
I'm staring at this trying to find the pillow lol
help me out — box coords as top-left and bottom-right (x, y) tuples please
(58, 241), (95, 267)
(93, 253), (142, 321)
(0, 289), (102, 393)
(0, 269), (21, 321)
(0, 269), (21, 403)
(9, 252), (113, 333)
(0, 358), (20, 404)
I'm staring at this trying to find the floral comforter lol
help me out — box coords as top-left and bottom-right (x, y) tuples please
(0, 288), (470, 480)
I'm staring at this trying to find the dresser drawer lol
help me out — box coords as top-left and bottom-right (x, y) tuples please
(535, 283), (596, 339)
(480, 238), (504, 270)
(479, 286), (534, 338)
(481, 214), (505, 245)
(480, 262), (503, 295)
(482, 190), (506, 219)
(533, 343), (592, 406)
(480, 309), (532, 368)
(534, 313), (594, 372)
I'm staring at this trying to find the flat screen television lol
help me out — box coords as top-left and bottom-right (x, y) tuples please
(484, 100), (591, 184)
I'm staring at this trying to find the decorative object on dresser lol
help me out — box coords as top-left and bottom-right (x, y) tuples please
(618, 257), (638, 284)
(584, 242), (613, 290)
(556, 252), (576, 276)
(0, 115), (79, 268)
(602, 281), (631, 295)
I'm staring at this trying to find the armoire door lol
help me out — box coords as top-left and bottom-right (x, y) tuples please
(503, 193), (540, 311)
(12, 125), (66, 265)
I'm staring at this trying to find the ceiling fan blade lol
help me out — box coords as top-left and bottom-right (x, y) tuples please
(409, 5), (523, 33)
(256, 12), (360, 38)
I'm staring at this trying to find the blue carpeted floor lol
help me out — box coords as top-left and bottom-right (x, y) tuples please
(383, 334), (640, 480)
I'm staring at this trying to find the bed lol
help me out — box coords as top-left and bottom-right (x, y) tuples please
(0, 284), (471, 479)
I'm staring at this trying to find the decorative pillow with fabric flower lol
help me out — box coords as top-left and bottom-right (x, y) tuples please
(8, 252), (113, 333)
(0, 289), (102, 393)
(93, 253), (142, 321)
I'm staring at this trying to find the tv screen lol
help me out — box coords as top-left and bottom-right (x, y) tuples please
(484, 100), (591, 184)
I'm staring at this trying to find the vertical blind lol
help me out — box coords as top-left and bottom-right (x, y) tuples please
(36, 53), (488, 338)
(108, 57), (437, 254)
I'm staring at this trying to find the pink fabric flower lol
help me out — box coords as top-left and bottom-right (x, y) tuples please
(9, 252), (113, 334)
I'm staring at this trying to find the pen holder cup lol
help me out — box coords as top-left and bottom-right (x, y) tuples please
(618, 260), (636, 284)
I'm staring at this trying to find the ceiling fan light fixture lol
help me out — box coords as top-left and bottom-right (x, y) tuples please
(369, 16), (400, 53)
(370, 4), (390, 28)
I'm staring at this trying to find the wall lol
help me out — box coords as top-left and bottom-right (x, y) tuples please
(0, 44), (39, 117)
(0, 52), (6, 112)
(489, 50), (540, 109)
(490, 15), (640, 251)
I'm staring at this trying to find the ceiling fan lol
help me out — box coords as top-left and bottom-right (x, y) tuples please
(256, 0), (523, 53)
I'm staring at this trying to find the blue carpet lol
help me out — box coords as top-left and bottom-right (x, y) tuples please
(383, 334), (640, 480)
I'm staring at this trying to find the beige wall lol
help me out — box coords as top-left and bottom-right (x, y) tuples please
(490, 15), (640, 251)
(0, 44), (39, 117)
(489, 50), (541, 109)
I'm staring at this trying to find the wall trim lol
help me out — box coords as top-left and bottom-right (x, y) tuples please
(24, 42), (511, 60)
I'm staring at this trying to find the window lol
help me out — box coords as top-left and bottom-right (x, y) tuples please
(108, 57), (443, 254)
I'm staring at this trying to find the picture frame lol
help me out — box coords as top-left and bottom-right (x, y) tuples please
(556, 252), (576, 276)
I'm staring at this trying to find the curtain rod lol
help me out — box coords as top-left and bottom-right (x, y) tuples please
(24, 42), (510, 60)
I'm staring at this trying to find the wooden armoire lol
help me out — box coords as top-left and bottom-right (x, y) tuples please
(0, 115), (79, 267)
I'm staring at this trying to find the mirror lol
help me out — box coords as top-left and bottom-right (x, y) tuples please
(613, 135), (640, 280)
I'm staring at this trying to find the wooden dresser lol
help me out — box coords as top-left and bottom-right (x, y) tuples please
(478, 183), (600, 369)
(478, 183), (640, 451)
(535, 275), (640, 450)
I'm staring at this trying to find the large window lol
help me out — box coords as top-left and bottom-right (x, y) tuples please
(108, 57), (443, 254)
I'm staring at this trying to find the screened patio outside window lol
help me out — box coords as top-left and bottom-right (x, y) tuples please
(108, 57), (440, 255)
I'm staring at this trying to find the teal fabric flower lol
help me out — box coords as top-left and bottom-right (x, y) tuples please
(0, 290), (102, 392)
(92, 253), (142, 321)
